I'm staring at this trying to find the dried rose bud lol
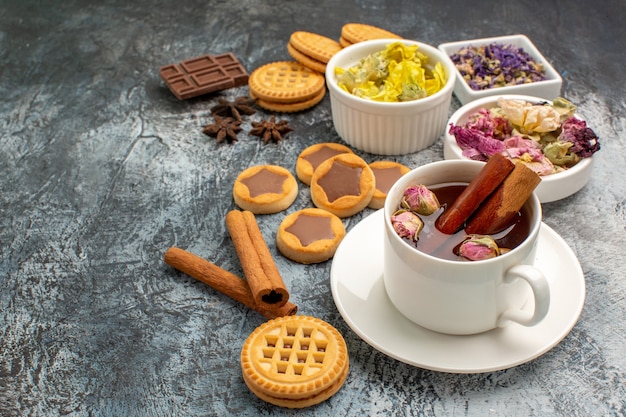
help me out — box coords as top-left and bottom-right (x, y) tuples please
(401, 185), (441, 215)
(391, 209), (424, 242)
(458, 235), (501, 261)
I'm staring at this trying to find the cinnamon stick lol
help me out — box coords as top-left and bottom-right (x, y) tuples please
(465, 162), (540, 235)
(164, 247), (297, 319)
(436, 153), (515, 234)
(225, 209), (289, 307)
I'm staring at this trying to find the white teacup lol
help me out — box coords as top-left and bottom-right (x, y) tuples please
(383, 160), (550, 335)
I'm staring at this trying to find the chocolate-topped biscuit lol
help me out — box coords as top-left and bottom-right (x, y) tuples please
(310, 153), (375, 218)
(368, 160), (411, 209)
(233, 165), (298, 214)
(276, 208), (346, 264)
(295, 142), (354, 186)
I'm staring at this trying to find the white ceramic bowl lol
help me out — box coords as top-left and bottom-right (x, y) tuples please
(325, 39), (456, 155)
(438, 34), (562, 105)
(443, 94), (594, 203)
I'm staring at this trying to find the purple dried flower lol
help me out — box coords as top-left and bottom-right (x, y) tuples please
(449, 124), (506, 157)
(450, 43), (546, 91)
(558, 117), (601, 157)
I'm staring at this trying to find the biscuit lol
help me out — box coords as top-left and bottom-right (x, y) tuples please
(310, 153), (375, 218)
(368, 160), (411, 209)
(241, 315), (349, 409)
(287, 42), (327, 74)
(252, 87), (326, 113)
(341, 23), (402, 44)
(248, 61), (325, 104)
(233, 165), (298, 214)
(289, 31), (343, 65)
(276, 208), (346, 264)
(338, 36), (353, 48)
(295, 142), (354, 186)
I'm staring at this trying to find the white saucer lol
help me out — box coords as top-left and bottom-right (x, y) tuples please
(330, 210), (586, 373)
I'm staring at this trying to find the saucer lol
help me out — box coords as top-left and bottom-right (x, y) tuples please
(330, 210), (585, 373)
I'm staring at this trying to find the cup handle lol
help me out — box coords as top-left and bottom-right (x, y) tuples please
(497, 264), (550, 328)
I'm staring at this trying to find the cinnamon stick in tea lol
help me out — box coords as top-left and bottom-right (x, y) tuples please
(225, 209), (289, 307)
(164, 247), (297, 319)
(465, 161), (541, 235)
(436, 153), (515, 234)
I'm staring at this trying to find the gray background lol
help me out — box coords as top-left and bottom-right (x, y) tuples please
(1, 0), (624, 416)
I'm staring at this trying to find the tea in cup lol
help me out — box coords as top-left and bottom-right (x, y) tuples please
(383, 159), (550, 335)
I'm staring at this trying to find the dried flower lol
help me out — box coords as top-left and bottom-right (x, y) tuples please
(391, 209), (424, 242)
(557, 117), (600, 158)
(458, 235), (501, 261)
(400, 185), (441, 216)
(449, 43), (546, 91)
(448, 97), (601, 175)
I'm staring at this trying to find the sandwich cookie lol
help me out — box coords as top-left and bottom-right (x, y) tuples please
(241, 315), (349, 409)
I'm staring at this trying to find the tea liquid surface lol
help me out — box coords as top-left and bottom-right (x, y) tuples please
(407, 183), (532, 261)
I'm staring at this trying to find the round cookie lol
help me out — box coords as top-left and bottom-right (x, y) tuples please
(340, 23), (401, 44)
(241, 315), (349, 409)
(276, 208), (346, 264)
(296, 142), (354, 186)
(310, 153), (375, 218)
(368, 160), (411, 209)
(287, 42), (327, 74)
(233, 165), (298, 214)
(338, 36), (353, 48)
(289, 31), (343, 63)
(248, 61), (325, 104)
(253, 86), (326, 113)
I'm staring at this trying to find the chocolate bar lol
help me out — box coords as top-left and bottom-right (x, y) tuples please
(160, 53), (249, 100)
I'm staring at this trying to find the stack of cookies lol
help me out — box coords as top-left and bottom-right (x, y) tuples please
(248, 61), (326, 112)
(339, 23), (401, 47)
(287, 31), (343, 73)
(241, 315), (349, 408)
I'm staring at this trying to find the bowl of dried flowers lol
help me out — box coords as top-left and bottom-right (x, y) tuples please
(326, 39), (456, 155)
(443, 95), (601, 203)
(438, 34), (562, 105)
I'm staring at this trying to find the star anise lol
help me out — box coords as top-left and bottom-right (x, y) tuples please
(249, 116), (294, 144)
(210, 96), (257, 121)
(202, 115), (242, 144)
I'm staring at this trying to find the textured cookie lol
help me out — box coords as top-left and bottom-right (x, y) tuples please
(338, 36), (353, 48)
(248, 61), (325, 104)
(241, 315), (349, 409)
(276, 208), (346, 264)
(233, 165), (298, 214)
(289, 31), (343, 64)
(368, 160), (411, 209)
(253, 86), (326, 113)
(287, 42), (327, 74)
(341, 23), (402, 44)
(310, 153), (375, 218)
(295, 142), (354, 186)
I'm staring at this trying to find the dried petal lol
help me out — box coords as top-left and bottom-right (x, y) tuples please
(458, 235), (500, 261)
(400, 185), (440, 215)
(391, 209), (424, 242)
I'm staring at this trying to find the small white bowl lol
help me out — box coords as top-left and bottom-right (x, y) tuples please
(326, 39), (456, 155)
(443, 94), (594, 203)
(438, 34), (562, 105)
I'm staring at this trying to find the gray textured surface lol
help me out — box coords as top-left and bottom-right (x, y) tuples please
(1, 0), (625, 416)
